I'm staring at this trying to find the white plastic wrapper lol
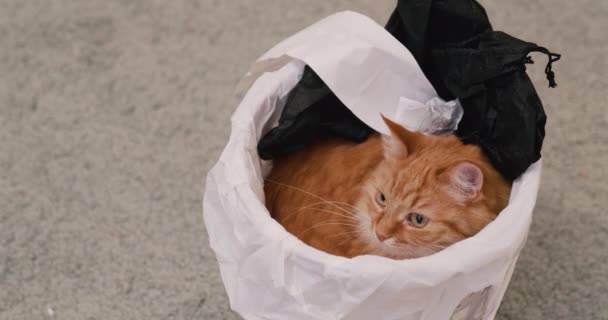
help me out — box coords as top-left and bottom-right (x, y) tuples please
(203, 11), (541, 320)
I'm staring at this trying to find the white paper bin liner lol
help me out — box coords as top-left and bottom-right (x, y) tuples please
(203, 11), (541, 320)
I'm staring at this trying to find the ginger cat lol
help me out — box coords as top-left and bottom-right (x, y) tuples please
(264, 117), (512, 259)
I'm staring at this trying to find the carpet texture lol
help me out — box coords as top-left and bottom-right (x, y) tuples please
(1, 0), (606, 319)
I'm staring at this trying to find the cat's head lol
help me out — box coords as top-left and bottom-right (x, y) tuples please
(354, 117), (511, 259)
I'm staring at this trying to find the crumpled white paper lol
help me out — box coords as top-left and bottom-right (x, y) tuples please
(396, 97), (463, 135)
(203, 11), (541, 320)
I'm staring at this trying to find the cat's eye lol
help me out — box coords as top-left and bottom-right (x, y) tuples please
(407, 213), (429, 228)
(375, 191), (387, 207)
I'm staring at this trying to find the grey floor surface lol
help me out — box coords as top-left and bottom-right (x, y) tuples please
(1, 0), (606, 319)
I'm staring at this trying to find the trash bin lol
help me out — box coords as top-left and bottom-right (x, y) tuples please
(203, 12), (541, 320)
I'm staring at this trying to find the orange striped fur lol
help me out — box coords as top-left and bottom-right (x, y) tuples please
(264, 117), (511, 259)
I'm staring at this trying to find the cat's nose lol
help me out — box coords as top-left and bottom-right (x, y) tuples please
(375, 231), (389, 242)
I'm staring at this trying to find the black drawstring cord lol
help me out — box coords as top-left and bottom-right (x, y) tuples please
(527, 47), (561, 88)
(545, 52), (561, 88)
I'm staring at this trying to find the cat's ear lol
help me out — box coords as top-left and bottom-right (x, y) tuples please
(442, 162), (484, 201)
(381, 132), (407, 159)
(381, 115), (417, 160)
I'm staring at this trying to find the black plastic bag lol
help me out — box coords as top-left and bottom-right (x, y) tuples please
(258, 0), (560, 180)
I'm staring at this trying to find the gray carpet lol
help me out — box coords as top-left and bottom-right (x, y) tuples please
(1, 0), (606, 319)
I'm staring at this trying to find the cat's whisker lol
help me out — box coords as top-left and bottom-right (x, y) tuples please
(296, 221), (360, 238)
(305, 208), (363, 223)
(281, 201), (331, 222)
(324, 201), (367, 218)
(265, 179), (355, 216)
(282, 202), (363, 224)
(324, 201), (360, 211)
